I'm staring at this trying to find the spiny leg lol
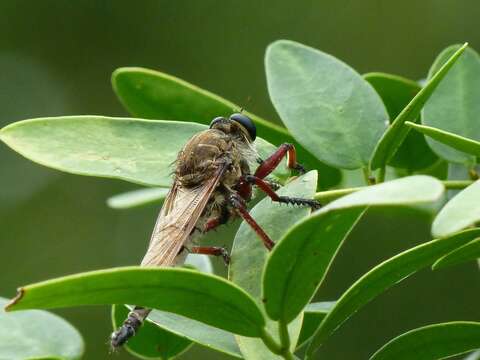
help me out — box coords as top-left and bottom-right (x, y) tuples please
(229, 193), (275, 250)
(244, 175), (321, 210)
(190, 246), (230, 265)
(255, 143), (305, 179)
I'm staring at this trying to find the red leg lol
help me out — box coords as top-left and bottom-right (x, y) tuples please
(244, 175), (321, 209)
(236, 178), (253, 202)
(203, 207), (231, 232)
(254, 143), (305, 179)
(229, 193), (275, 250)
(191, 246), (230, 265)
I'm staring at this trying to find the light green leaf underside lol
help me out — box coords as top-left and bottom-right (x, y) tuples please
(370, 43), (467, 170)
(107, 187), (169, 209)
(433, 180), (480, 237)
(422, 45), (480, 164)
(266, 40), (388, 169)
(364, 72), (437, 171)
(0, 116), (286, 188)
(112, 67), (341, 188)
(0, 297), (84, 360)
(407, 121), (480, 158)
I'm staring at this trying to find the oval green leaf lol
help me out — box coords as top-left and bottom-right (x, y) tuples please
(370, 322), (480, 360)
(370, 43), (467, 170)
(406, 121), (480, 158)
(306, 228), (480, 357)
(229, 171), (317, 359)
(364, 72), (437, 170)
(112, 304), (192, 360)
(263, 175), (445, 324)
(112, 67), (341, 188)
(112, 258), (240, 359)
(128, 307), (242, 358)
(107, 187), (169, 209)
(266, 40), (388, 170)
(5, 267), (266, 337)
(422, 45), (480, 164)
(0, 116), (287, 188)
(0, 297), (84, 360)
(433, 180), (480, 237)
(432, 237), (480, 270)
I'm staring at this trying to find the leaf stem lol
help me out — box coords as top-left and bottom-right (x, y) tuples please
(376, 167), (386, 183)
(279, 320), (292, 357)
(314, 180), (474, 203)
(362, 167), (373, 185)
(443, 180), (474, 189)
(260, 327), (295, 360)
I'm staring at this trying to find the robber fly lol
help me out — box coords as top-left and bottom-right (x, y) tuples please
(110, 113), (321, 348)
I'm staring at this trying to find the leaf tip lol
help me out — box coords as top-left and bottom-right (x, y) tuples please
(4, 288), (25, 311)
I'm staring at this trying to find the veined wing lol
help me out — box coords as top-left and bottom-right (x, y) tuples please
(141, 165), (226, 267)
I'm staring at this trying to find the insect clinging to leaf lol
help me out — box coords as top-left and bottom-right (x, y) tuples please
(111, 113), (321, 348)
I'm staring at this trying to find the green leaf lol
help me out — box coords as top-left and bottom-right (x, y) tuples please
(183, 253), (214, 274)
(112, 67), (341, 189)
(112, 304), (192, 360)
(406, 122), (480, 158)
(370, 43), (468, 170)
(296, 302), (335, 349)
(266, 40), (388, 170)
(5, 267), (266, 337)
(364, 72), (437, 170)
(107, 187), (169, 209)
(263, 175), (444, 324)
(0, 297), (84, 360)
(0, 116), (286, 188)
(432, 237), (480, 270)
(110, 254), (228, 359)
(433, 180), (480, 237)
(127, 307), (242, 359)
(370, 322), (480, 360)
(306, 228), (480, 357)
(422, 45), (480, 164)
(465, 350), (480, 360)
(229, 171), (317, 359)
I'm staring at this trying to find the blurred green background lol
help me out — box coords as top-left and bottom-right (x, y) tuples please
(1, 1), (479, 359)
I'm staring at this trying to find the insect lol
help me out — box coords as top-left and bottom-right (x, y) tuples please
(110, 113), (321, 348)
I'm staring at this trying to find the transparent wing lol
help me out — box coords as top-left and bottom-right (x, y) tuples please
(141, 165), (226, 267)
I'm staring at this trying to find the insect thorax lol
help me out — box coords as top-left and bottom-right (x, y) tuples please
(174, 128), (254, 188)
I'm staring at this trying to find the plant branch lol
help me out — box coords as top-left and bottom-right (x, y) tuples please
(260, 327), (295, 360)
(376, 166), (386, 183)
(278, 320), (292, 357)
(314, 180), (474, 203)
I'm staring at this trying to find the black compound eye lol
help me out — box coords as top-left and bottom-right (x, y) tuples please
(210, 116), (226, 128)
(229, 113), (256, 141)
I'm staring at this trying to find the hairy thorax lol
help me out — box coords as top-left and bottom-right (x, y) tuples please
(175, 128), (251, 189)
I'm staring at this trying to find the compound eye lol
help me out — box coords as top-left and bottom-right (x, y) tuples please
(210, 116), (226, 128)
(229, 113), (256, 141)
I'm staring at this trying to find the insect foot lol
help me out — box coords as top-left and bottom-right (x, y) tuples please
(293, 163), (307, 175)
(278, 196), (322, 210)
(110, 312), (143, 349)
(220, 248), (231, 266)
